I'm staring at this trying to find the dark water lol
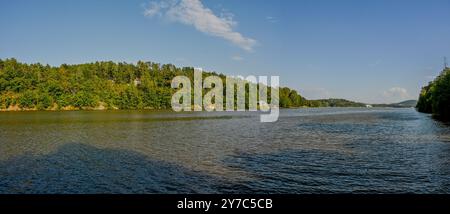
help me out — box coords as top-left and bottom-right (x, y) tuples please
(0, 108), (449, 193)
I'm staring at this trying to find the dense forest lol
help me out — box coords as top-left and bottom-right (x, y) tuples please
(0, 58), (324, 111)
(416, 67), (450, 119)
(0, 58), (423, 111)
(310, 99), (366, 107)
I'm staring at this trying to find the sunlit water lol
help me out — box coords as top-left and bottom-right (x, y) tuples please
(0, 108), (449, 193)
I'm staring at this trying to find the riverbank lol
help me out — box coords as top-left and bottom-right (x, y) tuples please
(0, 104), (112, 112)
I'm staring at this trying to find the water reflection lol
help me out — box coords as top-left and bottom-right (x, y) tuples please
(0, 143), (232, 193)
(0, 108), (449, 193)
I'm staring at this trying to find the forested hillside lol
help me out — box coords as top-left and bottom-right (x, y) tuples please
(310, 98), (366, 107)
(0, 58), (315, 110)
(416, 67), (450, 119)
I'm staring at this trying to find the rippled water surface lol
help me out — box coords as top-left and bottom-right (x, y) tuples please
(1, 108), (449, 193)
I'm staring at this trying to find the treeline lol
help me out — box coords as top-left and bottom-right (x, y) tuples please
(0, 58), (317, 110)
(309, 98), (366, 107)
(372, 100), (417, 108)
(416, 67), (450, 119)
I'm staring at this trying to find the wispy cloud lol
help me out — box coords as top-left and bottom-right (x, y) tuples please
(369, 59), (382, 67)
(266, 16), (277, 23)
(383, 87), (411, 102)
(231, 55), (243, 61)
(144, 0), (257, 52)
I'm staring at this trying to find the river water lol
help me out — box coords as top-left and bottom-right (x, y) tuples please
(0, 108), (449, 193)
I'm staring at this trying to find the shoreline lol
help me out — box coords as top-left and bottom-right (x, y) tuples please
(0, 106), (413, 112)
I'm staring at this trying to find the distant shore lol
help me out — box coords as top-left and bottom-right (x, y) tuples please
(0, 105), (415, 112)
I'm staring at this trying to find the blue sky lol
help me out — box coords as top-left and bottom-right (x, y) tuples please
(1, 0), (449, 103)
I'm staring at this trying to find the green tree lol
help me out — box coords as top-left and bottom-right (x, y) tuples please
(417, 68), (450, 120)
(18, 91), (36, 108)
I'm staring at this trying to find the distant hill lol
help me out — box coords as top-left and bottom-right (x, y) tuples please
(308, 99), (419, 108)
(396, 100), (418, 107)
(372, 100), (417, 108)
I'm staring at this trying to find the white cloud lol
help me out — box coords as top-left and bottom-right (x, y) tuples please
(383, 87), (411, 102)
(144, 0), (257, 51)
(143, 1), (167, 17)
(231, 55), (243, 61)
(266, 16), (277, 23)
